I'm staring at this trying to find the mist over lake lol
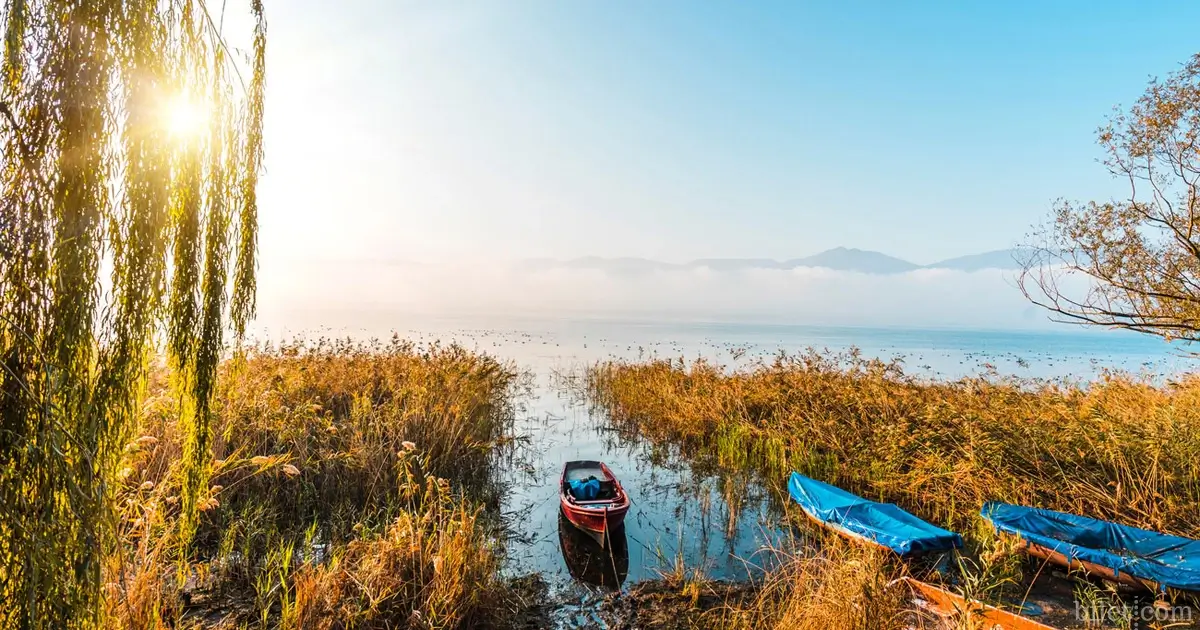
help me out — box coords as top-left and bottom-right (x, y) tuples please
(257, 256), (1079, 333)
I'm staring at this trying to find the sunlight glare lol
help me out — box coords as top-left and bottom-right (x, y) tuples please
(164, 94), (208, 139)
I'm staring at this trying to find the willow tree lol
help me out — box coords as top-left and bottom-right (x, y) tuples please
(0, 1), (265, 628)
(1021, 54), (1200, 345)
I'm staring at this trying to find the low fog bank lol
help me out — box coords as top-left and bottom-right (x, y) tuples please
(254, 259), (1060, 333)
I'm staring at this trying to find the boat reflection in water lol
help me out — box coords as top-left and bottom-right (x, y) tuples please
(558, 508), (629, 588)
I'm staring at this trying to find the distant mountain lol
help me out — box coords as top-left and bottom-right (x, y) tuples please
(786, 247), (919, 274)
(685, 258), (786, 271)
(925, 248), (1027, 272)
(683, 249), (918, 273)
(515, 247), (1028, 275)
(518, 256), (677, 275)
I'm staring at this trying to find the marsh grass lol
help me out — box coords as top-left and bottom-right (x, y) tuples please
(618, 537), (913, 630)
(716, 539), (909, 630)
(103, 339), (528, 629)
(587, 350), (1200, 622)
(588, 351), (1200, 539)
(277, 464), (507, 630)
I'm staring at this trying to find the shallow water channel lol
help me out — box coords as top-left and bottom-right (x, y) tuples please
(496, 368), (789, 625)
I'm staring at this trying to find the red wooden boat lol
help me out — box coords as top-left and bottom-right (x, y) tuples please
(559, 460), (630, 547)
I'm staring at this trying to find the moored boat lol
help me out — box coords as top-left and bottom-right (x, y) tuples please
(895, 577), (1056, 630)
(559, 460), (630, 547)
(787, 472), (963, 556)
(982, 502), (1200, 593)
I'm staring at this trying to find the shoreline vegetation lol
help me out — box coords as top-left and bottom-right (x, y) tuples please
(104, 339), (546, 629)
(97, 340), (1200, 629)
(584, 351), (1200, 629)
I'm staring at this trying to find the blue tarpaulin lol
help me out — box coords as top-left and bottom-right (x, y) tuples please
(569, 478), (600, 501)
(787, 472), (963, 555)
(982, 502), (1200, 592)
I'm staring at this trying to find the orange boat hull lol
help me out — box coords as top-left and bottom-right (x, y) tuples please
(897, 577), (1055, 630)
(1020, 540), (1162, 592)
(559, 461), (630, 546)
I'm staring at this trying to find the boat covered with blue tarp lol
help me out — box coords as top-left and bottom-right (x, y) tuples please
(787, 472), (963, 555)
(982, 502), (1200, 592)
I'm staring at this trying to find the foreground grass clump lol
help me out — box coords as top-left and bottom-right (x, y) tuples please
(605, 539), (909, 630)
(104, 339), (530, 629)
(283, 462), (507, 629)
(717, 540), (908, 630)
(588, 351), (1200, 542)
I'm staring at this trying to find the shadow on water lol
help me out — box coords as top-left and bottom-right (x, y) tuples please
(558, 509), (629, 589)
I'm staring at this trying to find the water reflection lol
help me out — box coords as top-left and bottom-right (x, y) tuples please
(558, 509), (629, 588)
(498, 372), (789, 589)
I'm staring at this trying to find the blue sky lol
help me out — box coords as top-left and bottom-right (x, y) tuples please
(257, 1), (1200, 266)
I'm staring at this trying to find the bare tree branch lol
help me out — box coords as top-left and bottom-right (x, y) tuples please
(1023, 54), (1200, 347)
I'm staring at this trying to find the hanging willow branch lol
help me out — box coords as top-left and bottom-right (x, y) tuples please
(0, 1), (266, 628)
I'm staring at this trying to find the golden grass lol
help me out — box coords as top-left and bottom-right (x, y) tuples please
(620, 538), (913, 630)
(282, 459), (505, 630)
(103, 339), (527, 629)
(588, 350), (1200, 540)
(588, 350), (1200, 625)
(716, 540), (908, 630)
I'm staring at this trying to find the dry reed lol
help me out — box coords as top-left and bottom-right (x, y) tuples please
(588, 350), (1200, 540)
(588, 350), (1200, 626)
(102, 339), (527, 629)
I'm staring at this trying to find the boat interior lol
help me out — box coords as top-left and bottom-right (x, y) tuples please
(563, 461), (619, 502)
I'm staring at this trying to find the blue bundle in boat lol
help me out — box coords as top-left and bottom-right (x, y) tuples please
(569, 478), (600, 501)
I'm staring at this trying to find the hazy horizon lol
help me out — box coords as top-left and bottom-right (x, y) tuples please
(255, 258), (1085, 334)
(276, 245), (1022, 268)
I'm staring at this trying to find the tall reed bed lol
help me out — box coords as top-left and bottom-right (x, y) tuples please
(590, 352), (1200, 626)
(104, 339), (529, 629)
(616, 537), (912, 630)
(588, 350), (1200, 544)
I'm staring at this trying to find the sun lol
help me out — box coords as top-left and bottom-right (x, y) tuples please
(164, 93), (208, 139)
